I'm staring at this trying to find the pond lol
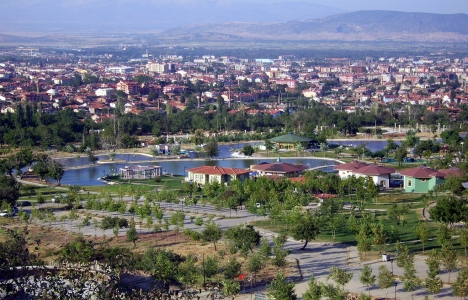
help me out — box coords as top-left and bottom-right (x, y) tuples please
(58, 157), (338, 186)
(54, 139), (394, 186)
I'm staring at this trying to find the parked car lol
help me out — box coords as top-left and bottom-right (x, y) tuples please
(0, 207), (18, 217)
(52, 194), (68, 203)
(17, 200), (32, 207)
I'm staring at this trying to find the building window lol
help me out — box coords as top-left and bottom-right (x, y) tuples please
(408, 180), (412, 187)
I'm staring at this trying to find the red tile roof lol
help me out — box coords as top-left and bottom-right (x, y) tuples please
(188, 166), (250, 176)
(439, 167), (463, 177)
(334, 161), (369, 171)
(251, 162), (307, 174)
(353, 164), (396, 176)
(400, 166), (445, 179)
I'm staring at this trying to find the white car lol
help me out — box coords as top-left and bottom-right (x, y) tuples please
(52, 194), (68, 203)
(0, 208), (18, 217)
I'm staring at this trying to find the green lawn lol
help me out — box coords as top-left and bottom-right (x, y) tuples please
(84, 175), (185, 194)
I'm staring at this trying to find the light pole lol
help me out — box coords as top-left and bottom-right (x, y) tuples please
(390, 258), (394, 276)
(394, 281), (397, 300)
(461, 142), (465, 161)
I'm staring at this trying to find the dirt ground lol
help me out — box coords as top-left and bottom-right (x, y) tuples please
(2, 221), (288, 288)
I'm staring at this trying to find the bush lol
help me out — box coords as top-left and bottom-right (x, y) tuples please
(100, 216), (129, 230)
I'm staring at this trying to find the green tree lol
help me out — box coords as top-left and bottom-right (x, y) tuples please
(402, 259), (421, 299)
(224, 258), (242, 280)
(202, 255), (220, 283)
(240, 145), (255, 156)
(0, 175), (21, 207)
(178, 255), (198, 289)
(221, 279), (240, 299)
(360, 265), (376, 296)
(459, 226), (468, 256)
(204, 140), (219, 158)
(247, 253), (265, 284)
(138, 248), (180, 286)
(430, 196), (468, 227)
(425, 250), (443, 299)
(441, 243), (458, 283)
(272, 234), (289, 269)
(452, 268), (468, 299)
(267, 271), (297, 300)
(377, 265), (394, 300)
(201, 220), (223, 251)
(225, 224), (261, 256)
(302, 275), (322, 300)
(126, 219), (139, 247)
(291, 212), (320, 250)
(415, 222), (430, 253)
(328, 266), (353, 292)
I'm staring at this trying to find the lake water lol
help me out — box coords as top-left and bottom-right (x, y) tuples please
(56, 140), (392, 186)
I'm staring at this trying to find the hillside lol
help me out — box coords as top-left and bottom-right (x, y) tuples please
(160, 11), (468, 42)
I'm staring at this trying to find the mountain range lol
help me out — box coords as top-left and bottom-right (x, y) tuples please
(0, 2), (468, 44)
(161, 11), (468, 42)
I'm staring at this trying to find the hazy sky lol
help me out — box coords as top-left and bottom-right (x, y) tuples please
(289, 0), (468, 14)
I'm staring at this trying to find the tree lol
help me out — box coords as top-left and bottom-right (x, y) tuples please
(0, 175), (21, 208)
(47, 160), (65, 186)
(452, 268), (468, 299)
(371, 222), (387, 254)
(291, 212), (320, 250)
(328, 266), (353, 292)
(193, 129), (205, 145)
(415, 222), (430, 253)
(224, 258), (242, 280)
(247, 253), (264, 284)
(459, 226), (468, 256)
(430, 196), (468, 227)
(225, 224), (261, 256)
(240, 145), (255, 156)
(425, 250), (443, 299)
(402, 259), (421, 300)
(178, 255), (198, 289)
(221, 279), (240, 299)
(201, 220), (223, 251)
(202, 255), (220, 283)
(302, 275), (322, 300)
(387, 203), (410, 225)
(267, 271), (297, 300)
(272, 234), (290, 269)
(360, 265), (376, 296)
(377, 265), (394, 300)
(126, 219), (138, 248)
(441, 243), (458, 283)
(204, 140), (219, 158)
(138, 248), (180, 286)
(395, 145), (408, 166)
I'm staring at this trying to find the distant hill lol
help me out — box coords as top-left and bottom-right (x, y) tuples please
(160, 11), (468, 42)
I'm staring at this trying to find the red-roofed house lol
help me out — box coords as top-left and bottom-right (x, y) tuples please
(335, 161), (396, 188)
(250, 160), (308, 178)
(399, 166), (448, 193)
(187, 166), (250, 185)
